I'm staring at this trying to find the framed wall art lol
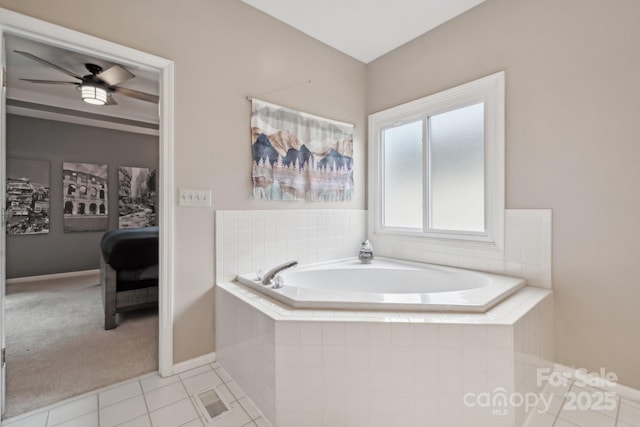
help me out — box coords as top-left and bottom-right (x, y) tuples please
(118, 166), (156, 228)
(6, 158), (50, 235)
(63, 162), (108, 232)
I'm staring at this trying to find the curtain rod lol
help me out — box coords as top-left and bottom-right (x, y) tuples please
(246, 80), (356, 127)
(247, 80), (311, 102)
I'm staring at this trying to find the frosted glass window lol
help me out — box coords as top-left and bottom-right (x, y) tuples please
(369, 71), (504, 247)
(429, 103), (485, 232)
(383, 121), (423, 228)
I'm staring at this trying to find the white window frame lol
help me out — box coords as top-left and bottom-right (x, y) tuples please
(368, 71), (505, 251)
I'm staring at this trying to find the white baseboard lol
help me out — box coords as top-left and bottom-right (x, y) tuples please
(554, 362), (640, 402)
(172, 352), (217, 375)
(6, 269), (100, 284)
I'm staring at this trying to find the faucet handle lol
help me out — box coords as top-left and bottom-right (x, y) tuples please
(255, 269), (264, 281)
(272, 275), (284, 289)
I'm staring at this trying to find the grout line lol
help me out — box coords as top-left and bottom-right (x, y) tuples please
(177, 417), (203, 427)
(235, 400), (254, 426)
(47, 398), (99, 427)
(614, 394), (621, 426)
(96, 394), (101, 427)
(145, 378), (197, 417)
(140, 377), (154, 425)
(179, 371), (212, 425)
(98, 382), (144, 411)
(113, 414), (146, 427)
(552, 379), (574, 427)
(188, 394), (203, 418)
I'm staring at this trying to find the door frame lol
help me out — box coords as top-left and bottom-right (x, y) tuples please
(0, 8), (175, 415)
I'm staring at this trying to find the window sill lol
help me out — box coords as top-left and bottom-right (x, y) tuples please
(370, 229), (504, 255)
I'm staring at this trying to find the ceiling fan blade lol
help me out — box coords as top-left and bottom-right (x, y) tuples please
(14, 50), (83, 80)
(112, 86), (159, 104)
(20, 78), (79, 85)
(97, 65), (135, 86)
(105, 95), (118, 106)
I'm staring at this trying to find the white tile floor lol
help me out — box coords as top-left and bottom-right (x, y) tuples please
(526, 379), (640, 427)
(2, 362), (271, 427)
(5, 360), (640, 427)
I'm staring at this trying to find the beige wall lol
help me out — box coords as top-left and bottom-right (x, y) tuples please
(368, 0), (640, 388)
(4, 0), (640, 391)
(0, 0), (367, 363)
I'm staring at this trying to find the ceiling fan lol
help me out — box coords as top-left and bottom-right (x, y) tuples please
(14, 50), (159, 106)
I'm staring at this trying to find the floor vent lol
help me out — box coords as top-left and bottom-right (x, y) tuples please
(194, 388), (230, 422)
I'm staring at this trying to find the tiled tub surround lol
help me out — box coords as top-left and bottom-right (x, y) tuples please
(370, 209), (553, 289)
(216, 281), (553, 426)
(216, 209), (552, 289)
(215, 210), (367, 283)
(214, 208), (554, 425)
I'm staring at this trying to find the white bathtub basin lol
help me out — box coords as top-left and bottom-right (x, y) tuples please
(236, 258), (526, 312)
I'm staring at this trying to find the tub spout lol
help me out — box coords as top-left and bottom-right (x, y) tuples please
(261, 260), (298, 286)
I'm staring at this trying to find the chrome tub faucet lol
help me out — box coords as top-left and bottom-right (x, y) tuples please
(261, 260), (298, 286)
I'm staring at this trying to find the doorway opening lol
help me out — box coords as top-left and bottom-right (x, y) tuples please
(0, 8), (175, 418)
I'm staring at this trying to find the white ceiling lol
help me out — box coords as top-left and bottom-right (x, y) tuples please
(241, 0), (486, 63)
(4, 2), (483, 130)
(5, 35), (160, 131)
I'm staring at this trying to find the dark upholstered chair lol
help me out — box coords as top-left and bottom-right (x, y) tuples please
(100, 226), (159, 329)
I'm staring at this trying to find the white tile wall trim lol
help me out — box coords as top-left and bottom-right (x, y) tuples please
(371, 209), (553, 289)
(216, 208), (552, 288)
(505, 209), (552, 288)
(215, 209), (367, 283)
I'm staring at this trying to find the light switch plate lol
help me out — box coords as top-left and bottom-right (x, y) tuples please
(178, 188), (211, 207)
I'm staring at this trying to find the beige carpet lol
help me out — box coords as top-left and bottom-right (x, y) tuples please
(5, 274), (158, 417)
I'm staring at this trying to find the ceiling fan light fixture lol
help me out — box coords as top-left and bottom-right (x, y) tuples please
(81, 84), (107, 105)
